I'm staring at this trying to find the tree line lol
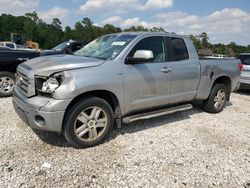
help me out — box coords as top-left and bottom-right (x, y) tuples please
(0, 12), (249, 56)
(190, 32), (250, 57)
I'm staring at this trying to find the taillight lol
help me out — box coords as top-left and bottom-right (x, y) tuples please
(238, 63), (243, 72)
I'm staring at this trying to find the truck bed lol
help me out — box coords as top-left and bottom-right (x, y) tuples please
(195, 58), (241, 100)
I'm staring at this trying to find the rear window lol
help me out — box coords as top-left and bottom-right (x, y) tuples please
(171, 38), (189, 61)
(244, 59), (250, 65)
(238, 55), (250, 65)
(6, 43), (15, 48)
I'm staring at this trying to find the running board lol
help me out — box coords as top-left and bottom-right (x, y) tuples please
(122, 104), (193, 124)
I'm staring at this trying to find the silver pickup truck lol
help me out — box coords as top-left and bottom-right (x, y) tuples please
(12, 32), (242, 148)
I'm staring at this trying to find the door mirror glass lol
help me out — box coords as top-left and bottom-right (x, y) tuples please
(134, 50), (153, 59)
(126, 50), (153, 64)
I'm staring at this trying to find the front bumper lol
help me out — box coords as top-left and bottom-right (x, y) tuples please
(12, 86), (71, 132)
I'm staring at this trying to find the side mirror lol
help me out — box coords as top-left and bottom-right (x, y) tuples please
(126, 50), (154, 64)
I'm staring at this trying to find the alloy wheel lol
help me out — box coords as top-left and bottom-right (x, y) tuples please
(0, 76), (15, 94)
(214, 89), (226, 109)
(74, 106), (108, 142)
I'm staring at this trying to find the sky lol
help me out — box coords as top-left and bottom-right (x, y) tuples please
(0, 0), (250, 45)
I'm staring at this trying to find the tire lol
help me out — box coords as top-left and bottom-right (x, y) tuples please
(203, 83), (227, 113)
(0, 71), (15, 97)
(63, 97), (114, 148)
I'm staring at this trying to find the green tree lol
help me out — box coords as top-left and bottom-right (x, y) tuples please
(124, 25), (148, 32)
(199, 32), (209, 48)
(52, 18), (62, 31)
(189, 35), (201, 50)
(0, 14), (26, 41)
(23, 14), (37, 40)
(1, 13), (250, 54)
(63, 26), (74, 41)
(151, 27), (165, 32)
(103, 24), (122, 35)
(25, 11), (40, 23)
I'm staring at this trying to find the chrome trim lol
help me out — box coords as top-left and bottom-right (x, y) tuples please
(16, 65), (36, 97)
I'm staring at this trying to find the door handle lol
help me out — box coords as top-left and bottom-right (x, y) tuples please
(161, 67), (172, 73)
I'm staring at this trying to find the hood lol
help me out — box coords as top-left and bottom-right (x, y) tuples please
(20, 54), (105, 76)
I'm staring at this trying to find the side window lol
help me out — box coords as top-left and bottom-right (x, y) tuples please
(128, 36), (166, 63)
(171, 38), (189, 61)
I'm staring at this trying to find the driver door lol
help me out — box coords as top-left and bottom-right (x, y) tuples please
(122, 36), (172, 115)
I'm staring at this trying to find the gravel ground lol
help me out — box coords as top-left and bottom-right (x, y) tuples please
(0, 92), (250, 188)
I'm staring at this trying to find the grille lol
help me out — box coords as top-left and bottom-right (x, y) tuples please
(16, 71), (29, 93)
(16, 71), (36, 97)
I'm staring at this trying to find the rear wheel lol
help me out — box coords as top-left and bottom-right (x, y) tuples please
(203, 83), (227, 113)
(63, 97), (114, 148)
(0, 72), (15, 97)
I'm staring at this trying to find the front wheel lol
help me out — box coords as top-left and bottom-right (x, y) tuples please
(203, 83), (227, 113)
(63, 97), (114, 148)
(0, 71), (15, 97)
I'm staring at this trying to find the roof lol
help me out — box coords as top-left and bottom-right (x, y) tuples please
(106, 31), (188, 39)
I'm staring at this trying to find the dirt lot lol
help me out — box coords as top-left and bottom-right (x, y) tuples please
(0, 92), (250, 187)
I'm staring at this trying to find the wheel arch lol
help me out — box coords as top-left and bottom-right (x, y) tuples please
(212, 76), (232, 100)
(63, 90), (121, 128)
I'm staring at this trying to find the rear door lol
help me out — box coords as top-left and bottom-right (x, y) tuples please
(167, 37), (200, 104)
(123, 36), (172, 114)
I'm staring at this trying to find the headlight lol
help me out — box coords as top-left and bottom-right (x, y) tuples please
(36, 72), (64, 94)
(42, 77), (60, 93)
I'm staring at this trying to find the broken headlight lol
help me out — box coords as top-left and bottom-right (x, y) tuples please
(36, 72), (64, 94)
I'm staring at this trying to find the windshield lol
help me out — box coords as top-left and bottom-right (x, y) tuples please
(74, 34), (137, 60)
(52, 41), (70, 50)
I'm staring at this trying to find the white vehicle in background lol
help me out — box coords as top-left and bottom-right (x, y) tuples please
(237, 53), (250, 90)
(0, 41), (36, 51)
(0, 41), (17, 49)
(203, 54), (227, 59)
